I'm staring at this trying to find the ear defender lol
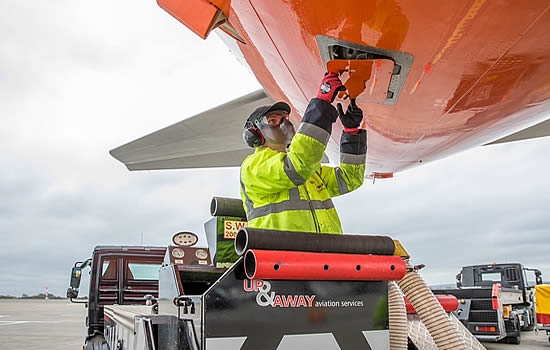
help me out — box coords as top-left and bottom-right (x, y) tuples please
(243, 127), (265, 148)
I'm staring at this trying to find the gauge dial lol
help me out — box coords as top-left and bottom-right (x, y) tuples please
(172, 232), (198, 247)
(171, 248), (185, 258)
(195, 249), (208, 260)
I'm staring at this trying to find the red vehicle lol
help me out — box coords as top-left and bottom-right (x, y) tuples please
(67, 246), (166, 349)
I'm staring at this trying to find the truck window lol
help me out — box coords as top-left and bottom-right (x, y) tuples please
(101, 258), (118, 280)
(102, 261), (109, 275)
(504, 268), (520, 282)
(98, 257), (119, 306)
(123, 259), (162, 305)
(481, 272), (501, 282)
(524, 269), (537, 287)
(127, 263), (161, 280)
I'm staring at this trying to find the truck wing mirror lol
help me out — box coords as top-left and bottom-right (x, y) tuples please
(535, 270), (543, 285)
(67, 259), (91, 303)
(67, 266), (82, 297)
(456, 272), (462, 288)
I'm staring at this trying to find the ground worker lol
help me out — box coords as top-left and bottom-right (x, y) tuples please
(240, 73), (367, 234)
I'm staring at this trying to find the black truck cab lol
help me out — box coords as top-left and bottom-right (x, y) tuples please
(457, 263), (542, 305)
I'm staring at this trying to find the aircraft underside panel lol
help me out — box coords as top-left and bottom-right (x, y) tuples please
(224, 0), (550, 174)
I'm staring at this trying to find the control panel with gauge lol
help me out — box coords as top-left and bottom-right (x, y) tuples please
(168, 231), (212, 266)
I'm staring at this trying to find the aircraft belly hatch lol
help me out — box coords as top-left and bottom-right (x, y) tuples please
(316, 35), (414, 106)
(327, 59), (395, 104)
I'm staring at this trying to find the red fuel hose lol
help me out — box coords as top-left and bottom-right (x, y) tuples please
(404, 294), (459, 313)
(244, 249), (406, 280)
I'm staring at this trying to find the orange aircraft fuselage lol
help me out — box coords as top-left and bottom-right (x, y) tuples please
(169, 0), (550, 175)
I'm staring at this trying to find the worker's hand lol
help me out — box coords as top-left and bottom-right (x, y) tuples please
(337, 100), (363, 132)
(316, 73), (346, 103)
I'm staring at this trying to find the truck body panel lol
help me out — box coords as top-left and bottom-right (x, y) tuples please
(102, 255), (391, 350)
(432, 263), (541, 344)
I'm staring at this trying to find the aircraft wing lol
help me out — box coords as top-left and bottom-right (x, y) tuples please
(485, 118), (550, 146)
(110, 90), (272, 170)
(110, 89), (328, 170)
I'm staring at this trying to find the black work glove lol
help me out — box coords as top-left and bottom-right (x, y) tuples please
(337, 100), (363, 130)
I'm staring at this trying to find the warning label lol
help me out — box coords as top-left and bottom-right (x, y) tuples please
(223, 220), (246, 239)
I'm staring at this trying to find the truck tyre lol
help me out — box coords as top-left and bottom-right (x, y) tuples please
(85, 334), (109, 350)
(506, 316), (521, 345)
(508, 333), (521, 345)
(521, 318), (534, 331)
(524, 306), (536, 331)
(519, 305), (534, 331)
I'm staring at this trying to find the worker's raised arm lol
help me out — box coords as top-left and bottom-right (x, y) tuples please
(285, 98), (338, 184)
(319, 101), (367, 197)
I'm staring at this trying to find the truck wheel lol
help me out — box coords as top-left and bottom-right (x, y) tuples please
(506, 316), (521, 344)
(522, 306), (536, 331)
(522, 317), (535, 331)
(508, 334), (521, 345)
(84, 334), (109, 350)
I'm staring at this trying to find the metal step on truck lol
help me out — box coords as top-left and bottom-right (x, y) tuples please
(431, 263), (543, 345)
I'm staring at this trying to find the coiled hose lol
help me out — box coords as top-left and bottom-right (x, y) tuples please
(397, 262), (466, 350)
(388, 281), (408, 349)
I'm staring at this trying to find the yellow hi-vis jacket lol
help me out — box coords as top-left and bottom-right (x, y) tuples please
(240, 98), (366, 234)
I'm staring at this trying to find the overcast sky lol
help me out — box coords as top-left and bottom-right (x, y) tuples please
(1, 1), (549, 297)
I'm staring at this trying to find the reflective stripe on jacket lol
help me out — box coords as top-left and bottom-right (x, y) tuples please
(240, 98), (366, 234)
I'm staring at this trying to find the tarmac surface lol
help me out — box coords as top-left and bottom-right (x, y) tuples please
(0, 299), (87, 350)
(482, 331), (550, 350)
(0, 299), (549, 349)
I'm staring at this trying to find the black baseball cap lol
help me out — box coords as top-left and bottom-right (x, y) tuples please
(245, 101), (291, 128)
